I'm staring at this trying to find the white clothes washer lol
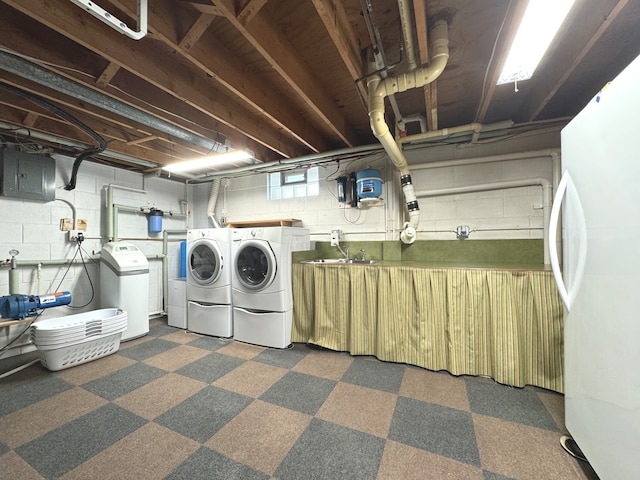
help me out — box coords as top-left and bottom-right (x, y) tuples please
(186, 228), (232, 337)
(231, 226), (310, 348)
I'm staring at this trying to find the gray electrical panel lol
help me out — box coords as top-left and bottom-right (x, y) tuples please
(0, 149), (56, 202)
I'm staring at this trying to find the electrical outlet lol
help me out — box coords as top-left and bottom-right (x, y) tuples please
(60, 218), (73, 231)
(330, 229), (341, 246)
(68, 230), (84, 242)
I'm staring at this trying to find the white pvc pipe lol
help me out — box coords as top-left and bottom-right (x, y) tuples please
(368, 20), (449, 243)
(409, 148), (560, 175)
(106, 184), (147, 242)
(415, 177), (553, 265)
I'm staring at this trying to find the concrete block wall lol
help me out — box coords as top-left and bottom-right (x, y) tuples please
(0, 154), (188, 358)
(200, 133), (559, 244)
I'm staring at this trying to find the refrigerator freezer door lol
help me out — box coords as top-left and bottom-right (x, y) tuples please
(560, 53), (640, 479)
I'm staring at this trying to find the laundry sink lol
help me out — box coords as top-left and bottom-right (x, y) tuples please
(302, 258), (376, 265)
(302, 258), (348, 264)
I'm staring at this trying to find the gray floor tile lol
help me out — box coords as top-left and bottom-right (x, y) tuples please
(484, 471), (517, 480)
(465, 380), (559, 431)
(14, 403), (146, 478)
(187, 336), (232, 351)
(259, 371), (336, 415)
(0, 368), (71, 416)
(148, 323), (182, 337)
(252, 345), (309, 369)
(166, 446), (269, 480)
(81, 362), (166, 400)
(118, 338), (179, 360)
(389, 396), (481, 466)
(0, 441), (8, 456)
(341, 357), (405, 393)
(274, 418), (385, 480)
(155, 386), (252, 443)
(175, 352), (244, 384)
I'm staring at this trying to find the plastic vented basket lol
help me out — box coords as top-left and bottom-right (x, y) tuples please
(31, 308), (127, 371)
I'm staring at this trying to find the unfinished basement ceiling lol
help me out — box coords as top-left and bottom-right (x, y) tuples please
(0, 0), (639, 175)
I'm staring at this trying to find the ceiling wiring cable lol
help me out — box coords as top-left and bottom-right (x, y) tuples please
(0, 81), (107, 191)
(52, 240), (95, 310)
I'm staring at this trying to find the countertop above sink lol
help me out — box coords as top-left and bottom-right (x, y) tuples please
(301, 258), (376, 265)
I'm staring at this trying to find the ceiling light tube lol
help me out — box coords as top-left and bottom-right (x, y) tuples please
(497, 0), (576, 85)
(163, 150), (254, 173)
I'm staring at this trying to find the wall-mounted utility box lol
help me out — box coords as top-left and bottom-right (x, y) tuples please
(0, 150), (55, 202)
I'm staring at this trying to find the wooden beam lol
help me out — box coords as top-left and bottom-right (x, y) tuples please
(525, 0), (629, 121)
(185, 2), (222, 16)
(178, 13), (215, 52)
(4, 0), (302, 158)
(212, 0), (360, 147)
(112, 0), (330, 153)
(96, 62), (120, 87)
(238, 0), (268, 26)
(22, 111), (39, 127)
(0, 100), (181, 165)
(311, 0), (367, 103)
(413, 0), (437, 130)
(126, 135), (159, 146)
(475, 0), (529, 123)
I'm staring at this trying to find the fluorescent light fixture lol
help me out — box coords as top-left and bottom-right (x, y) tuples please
(497, 0), (576, 85)
(163, 150), (253, 173)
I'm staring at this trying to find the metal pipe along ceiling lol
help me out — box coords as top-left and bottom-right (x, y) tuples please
(0, 49), (226, 155)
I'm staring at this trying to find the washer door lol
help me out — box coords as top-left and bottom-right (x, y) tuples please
(235, 239), (277, 291)
(188, 239), (224, 286)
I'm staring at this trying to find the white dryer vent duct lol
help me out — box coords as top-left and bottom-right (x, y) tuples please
(69, 0), (148, 40)
(367, 20), (449, 244)
(207, 179), (222, 228)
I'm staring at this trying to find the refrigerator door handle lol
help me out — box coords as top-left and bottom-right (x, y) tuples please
(549, 170), (588, 311)
(549, 171), (571, 309)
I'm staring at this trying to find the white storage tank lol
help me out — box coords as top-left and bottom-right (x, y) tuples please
(100, 242), (149, 341)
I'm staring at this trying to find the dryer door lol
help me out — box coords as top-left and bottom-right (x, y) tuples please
(235, 239), (277, 291)
(188, 239), (223, 286)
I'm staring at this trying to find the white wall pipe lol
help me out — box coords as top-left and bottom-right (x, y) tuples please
(111, 204), (186, 243)
(408, 148), (560, 176)
(106, 184), (147, 242)
(415, 177), (553, 265)
(368, 20), (449, 244)
(399, 121), (515, 146)
(55, 197), (77, 230)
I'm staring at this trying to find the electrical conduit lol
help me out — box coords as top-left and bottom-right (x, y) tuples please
(368, 20), (450, 243)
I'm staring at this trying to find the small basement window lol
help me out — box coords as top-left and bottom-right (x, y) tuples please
(268, 167), (319, 199)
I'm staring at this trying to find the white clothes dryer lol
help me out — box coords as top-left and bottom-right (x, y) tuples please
(231, 226), (310, 348)
(186, 228), (232, 337)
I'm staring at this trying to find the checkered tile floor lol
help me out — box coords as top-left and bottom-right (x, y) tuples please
(0, 318), (591, 479)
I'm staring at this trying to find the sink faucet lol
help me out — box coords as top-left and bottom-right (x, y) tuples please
(335, 244), (349, 260)
(359, 249), (366, 261)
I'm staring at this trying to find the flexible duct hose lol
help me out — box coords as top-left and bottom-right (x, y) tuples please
(207, 179), (222, 228)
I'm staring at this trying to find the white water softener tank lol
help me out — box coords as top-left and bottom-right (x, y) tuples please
(100, 242), (149, 341)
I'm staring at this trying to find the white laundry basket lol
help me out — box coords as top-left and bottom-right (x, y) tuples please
(31, 308), (127, 371)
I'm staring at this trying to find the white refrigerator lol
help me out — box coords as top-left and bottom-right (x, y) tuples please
(549, 53), (640, 479)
